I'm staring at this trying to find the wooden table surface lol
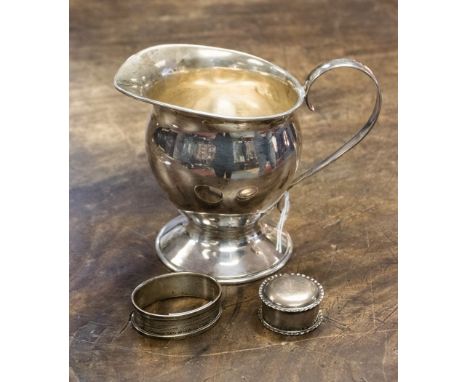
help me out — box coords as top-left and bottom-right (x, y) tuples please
(70, 0), (397, 380)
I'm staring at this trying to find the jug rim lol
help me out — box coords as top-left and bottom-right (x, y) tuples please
(114, 44), (306, 122)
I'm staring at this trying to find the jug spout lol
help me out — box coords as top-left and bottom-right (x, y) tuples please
(114, 45), (171, 102)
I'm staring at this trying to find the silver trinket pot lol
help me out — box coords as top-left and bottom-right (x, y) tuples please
(258, 273), (324, 335)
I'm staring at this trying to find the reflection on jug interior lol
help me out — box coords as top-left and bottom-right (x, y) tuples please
(147, 115), (300, 213)
(145, 67), (299, 118)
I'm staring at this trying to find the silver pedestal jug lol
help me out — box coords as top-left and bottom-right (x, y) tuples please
(114, 44), (381, 284)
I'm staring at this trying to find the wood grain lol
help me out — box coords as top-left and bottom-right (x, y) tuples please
(70, 0), (397, 380)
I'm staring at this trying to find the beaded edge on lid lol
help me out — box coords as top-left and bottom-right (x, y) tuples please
(258, 273), (325, 313)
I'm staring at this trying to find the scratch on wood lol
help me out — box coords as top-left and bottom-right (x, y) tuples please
(202, 367), (234, 382)
(382, 231), (397, 245)
(73, 328), (397, 359)
(117, 313), (132, 336)
(106, 109), (140, 156)
(370, 280), (377, 329)
(223, 297), (256, 309)
(125, 227), (154, 247)
(380, 304), (398, 324)
(69, 367), (80, 382)
(324, 315), (350, 331)
(322, 219), (341, 229)
(382, 331), (389, 382)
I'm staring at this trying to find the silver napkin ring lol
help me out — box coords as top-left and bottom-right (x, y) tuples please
(131, 272), (222, 339)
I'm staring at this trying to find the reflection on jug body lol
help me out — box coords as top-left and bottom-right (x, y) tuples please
(213, 133), (234, 179)
(148, 113), (299, 213)
(254, 131), (277, 176)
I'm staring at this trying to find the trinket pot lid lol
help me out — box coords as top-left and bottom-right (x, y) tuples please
(259, 273), (324, 312)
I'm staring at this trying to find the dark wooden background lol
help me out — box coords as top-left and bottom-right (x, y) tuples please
(70, 0), (397, 380)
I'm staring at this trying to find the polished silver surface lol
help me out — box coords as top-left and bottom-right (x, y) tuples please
(146, 112), (300, 214)
(259, 308), (324, 336)
(264, 273), (321, 308)
(156, 214), (292, 285)
(131, 272), (222, 339)
(114, 44), (382, 283)
(259, 273), (324, 335)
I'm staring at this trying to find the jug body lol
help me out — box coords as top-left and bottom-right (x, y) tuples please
(146, 105), (302, 215)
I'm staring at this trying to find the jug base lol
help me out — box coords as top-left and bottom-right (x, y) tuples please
(155, 214), (292, 284)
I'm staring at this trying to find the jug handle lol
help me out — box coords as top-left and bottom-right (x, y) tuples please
(288, 58), (382, 189)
